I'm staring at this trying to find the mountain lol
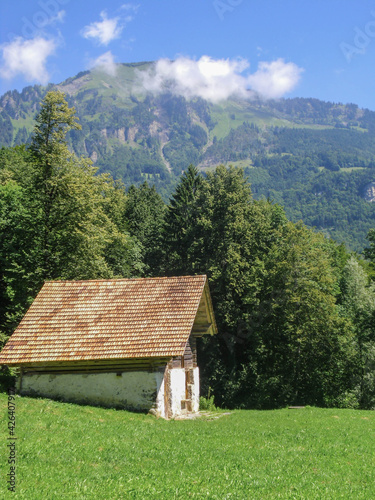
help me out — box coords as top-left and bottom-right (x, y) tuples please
(2, 62), (375, 251)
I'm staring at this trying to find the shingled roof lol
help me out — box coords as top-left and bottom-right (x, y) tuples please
(0, 275), (217, 366)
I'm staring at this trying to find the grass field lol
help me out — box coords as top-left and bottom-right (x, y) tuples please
(1, 393), (374, 499)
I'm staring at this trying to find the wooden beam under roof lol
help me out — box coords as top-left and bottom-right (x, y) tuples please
(192, 323), (212, 334)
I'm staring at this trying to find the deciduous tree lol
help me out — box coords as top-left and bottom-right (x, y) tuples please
(0, 92), (143, 341)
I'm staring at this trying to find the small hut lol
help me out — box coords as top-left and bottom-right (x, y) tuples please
(0, 275), (217, 419)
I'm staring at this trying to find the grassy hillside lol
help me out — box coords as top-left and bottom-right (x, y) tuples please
(2, 64), (375, 250)
(1, 393), (374, 499)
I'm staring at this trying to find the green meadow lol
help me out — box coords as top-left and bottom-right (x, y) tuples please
(1, 393), (374, 499)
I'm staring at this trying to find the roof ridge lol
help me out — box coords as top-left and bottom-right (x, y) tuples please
(45, 275), (207, 284)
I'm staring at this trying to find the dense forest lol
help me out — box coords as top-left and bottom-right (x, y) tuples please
(1, 64), (375, 251)
(1, 91), (375, 411)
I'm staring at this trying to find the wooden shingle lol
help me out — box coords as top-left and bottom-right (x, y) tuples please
(0, 275), (217, 366)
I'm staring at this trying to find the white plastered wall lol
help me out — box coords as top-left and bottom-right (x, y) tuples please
(190, 367), (200, 412)
(169, 366), (200, 417)
(155, 374), (166, 418)
(169, 368), (186, 417)
(19, 365), (200, 418)
(20, 370), (165, 413)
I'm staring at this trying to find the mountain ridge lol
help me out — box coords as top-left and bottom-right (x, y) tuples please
(1, 62), (375, 251)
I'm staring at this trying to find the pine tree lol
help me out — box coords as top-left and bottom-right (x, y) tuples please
(124, 181), (166, 276)
(163, 164), (203, 274)
(162, 164), (355, 409)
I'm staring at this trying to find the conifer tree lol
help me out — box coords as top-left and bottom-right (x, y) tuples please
(163, 164), (203, 274)
(163, 164), (355, 408)
(124, 181), (166, 276)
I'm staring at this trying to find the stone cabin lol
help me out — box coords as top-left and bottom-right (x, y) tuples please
(0, 275), (217, 419)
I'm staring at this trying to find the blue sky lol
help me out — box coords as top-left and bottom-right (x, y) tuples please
(1, 0), (375, 108)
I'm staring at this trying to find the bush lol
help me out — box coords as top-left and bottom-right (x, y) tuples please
(199, 388), (217, 411)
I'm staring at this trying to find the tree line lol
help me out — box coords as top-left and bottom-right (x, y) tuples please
(1, 91), (375, 410)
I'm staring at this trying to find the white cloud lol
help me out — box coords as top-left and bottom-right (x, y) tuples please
(138, 56), (251, 102)
(81, 11), (123, 46)
(90, 51), (117, 76)
(247, 59), (304, 99)
(137, 56), (303, 102)
(0, 37), (56, 84)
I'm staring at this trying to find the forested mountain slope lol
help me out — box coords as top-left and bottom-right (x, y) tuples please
(1, 62), (375, 250)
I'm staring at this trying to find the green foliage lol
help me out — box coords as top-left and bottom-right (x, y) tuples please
(364, 228), (375, 267)
(163, 164), (203, 274)
(0, 92), (143, 339)
(0, 364), (16, 392)
(124, 181), (166, 275)
(30, 90), (81, 156)
(163, 165), (360, 409)
(163, 138), (200, 174)
(199, 395), (216, 411)
(0, 111), (13, 146)
(199, 386), (217, 411)
(340, 254), (375, 409)
(96, 145), (171, 196)
(0, 148), (39, 335)
(250, 223), (355, 409)
(25, 92), (139, 283)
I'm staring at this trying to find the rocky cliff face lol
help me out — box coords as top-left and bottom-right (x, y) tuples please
(364, 182), (375, 202)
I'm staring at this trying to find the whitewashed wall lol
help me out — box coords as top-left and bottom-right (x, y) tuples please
(21, 371), (164, 413)
(169, 368), (186, 416)
(190, 367), (200, 412)
(20, 365), (200, 418)
(155, 374), (166, 418)
(169, 367), (200, 416)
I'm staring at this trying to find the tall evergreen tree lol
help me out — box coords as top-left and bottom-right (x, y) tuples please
(124, 181), (166, 276)
(25, 90), (142, 282)
(163, 164), (203, 274)
(163, 164), (356, 408)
